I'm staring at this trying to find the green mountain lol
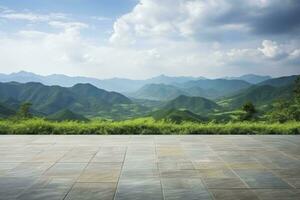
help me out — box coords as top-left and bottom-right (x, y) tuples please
(152, 109), (207, 123)
(130, 83), (226, 101)
(47, 109), (88, 122)
(184, 86), (218, 99)
(178, 79), (252, 98)
(0, 82), (132, 116)
(220, 84), (293, 110)
(131, 84), (188, 101)
(163, 95), (220, 115)
(259, 75), (299, 87)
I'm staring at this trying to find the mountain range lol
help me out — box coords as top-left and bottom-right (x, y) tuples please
(0, 71), (271, 93)
(0, 71), (298, 122)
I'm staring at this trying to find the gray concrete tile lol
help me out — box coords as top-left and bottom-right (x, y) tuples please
(16, 177), (74, 200)
(78, 162), (121, 183)
(253, 189), (300, 200)
(65, 183), (116, 200)
(0, 135), (299, 199)
(203, 178), (248, 189)
(0, 177), (36, 199)
(43, 163), (87, 178)
(210, 189), (259, 200)
(235, 169), (292, 189)
(115, 178), (163, 200)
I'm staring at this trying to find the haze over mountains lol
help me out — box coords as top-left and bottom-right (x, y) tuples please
(0, 71), (298, 122)
(0, 71), (270, 93)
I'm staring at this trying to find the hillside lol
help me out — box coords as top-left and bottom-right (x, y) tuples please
(152, 109), (207, 123)
(0, 82), (132, 116)
(220, 84), (293, 109)
(0, 103), (16, 118)
(163, 95), (220, 115)
(130, 81), (242, 101)
(225, 74), (271, 84)
(184, 86), (218, 99)
(47, 109), (88, 121)
(131, 84), (188, 101)
(259, 75), (299, 87)
(178, 79), (252, 98)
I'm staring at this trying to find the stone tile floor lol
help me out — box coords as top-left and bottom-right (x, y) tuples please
(0, 135), (299, 200)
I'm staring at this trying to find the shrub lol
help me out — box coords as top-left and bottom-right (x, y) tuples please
(0, 118), (299, 135)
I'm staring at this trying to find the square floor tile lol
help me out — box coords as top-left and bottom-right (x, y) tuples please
(235, 169), (292, 189)
(65, 183), (116, 200)
(210, 189), (259, 200)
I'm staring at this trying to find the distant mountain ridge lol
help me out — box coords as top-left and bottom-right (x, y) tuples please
(0, 71), (201, 93)
(224, 74), (271, 84)
(0, 71), (272, 93)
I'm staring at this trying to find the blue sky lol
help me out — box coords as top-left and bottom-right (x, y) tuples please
(0, 0), (136, 16)
(0, 0), (299, 79)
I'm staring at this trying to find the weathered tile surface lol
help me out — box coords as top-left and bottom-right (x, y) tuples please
(0, 135), (299, 199)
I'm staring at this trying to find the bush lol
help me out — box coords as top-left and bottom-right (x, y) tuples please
(0, 117), (299, 135)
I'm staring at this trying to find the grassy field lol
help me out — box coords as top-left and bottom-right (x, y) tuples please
(1, 118), (300, 135)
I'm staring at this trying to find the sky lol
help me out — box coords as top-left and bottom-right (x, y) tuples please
(0, 0), (299, 79)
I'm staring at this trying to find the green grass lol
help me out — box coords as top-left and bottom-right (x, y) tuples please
(0, 118), (299, 135)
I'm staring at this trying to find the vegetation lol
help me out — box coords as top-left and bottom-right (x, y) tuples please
(267, 77), (300, 123)
(0, 74), (300, 135)
(152, 109), (207, 123)
(162, 95), (220, 115)
(240, 102), (256, 121)
(179, 79), (251, 99)
(131, 83), (188, 101)
(0, 82), (132, 115)
(0, 103), (15, 118)
(0, 118), (299, 135)
(221, 84), (292, 110)
(47, 109), (89, 122)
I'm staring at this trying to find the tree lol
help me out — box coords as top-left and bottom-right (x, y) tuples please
(268, 77), (300, 122)
(294, 77), (300, 104)
(268, 99), (292, 123)
(17, 102), (32, 119)
(240, 101), (256, 121)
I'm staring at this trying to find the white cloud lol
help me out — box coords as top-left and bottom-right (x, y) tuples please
(91, 16), (111, 21)
(290, 49), (300, 59)
(0, 12), (67, 22)
(109, 0), (267, 45)
(0, 3), (299, 79)
(258, 40), (283, 58)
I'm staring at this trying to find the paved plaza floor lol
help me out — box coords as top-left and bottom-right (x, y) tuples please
(0, 135), (300, 200)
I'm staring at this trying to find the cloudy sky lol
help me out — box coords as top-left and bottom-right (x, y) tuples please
(0, 0), (299, 79)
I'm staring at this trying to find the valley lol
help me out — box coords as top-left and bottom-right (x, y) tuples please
(0, 71), (298, 123)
